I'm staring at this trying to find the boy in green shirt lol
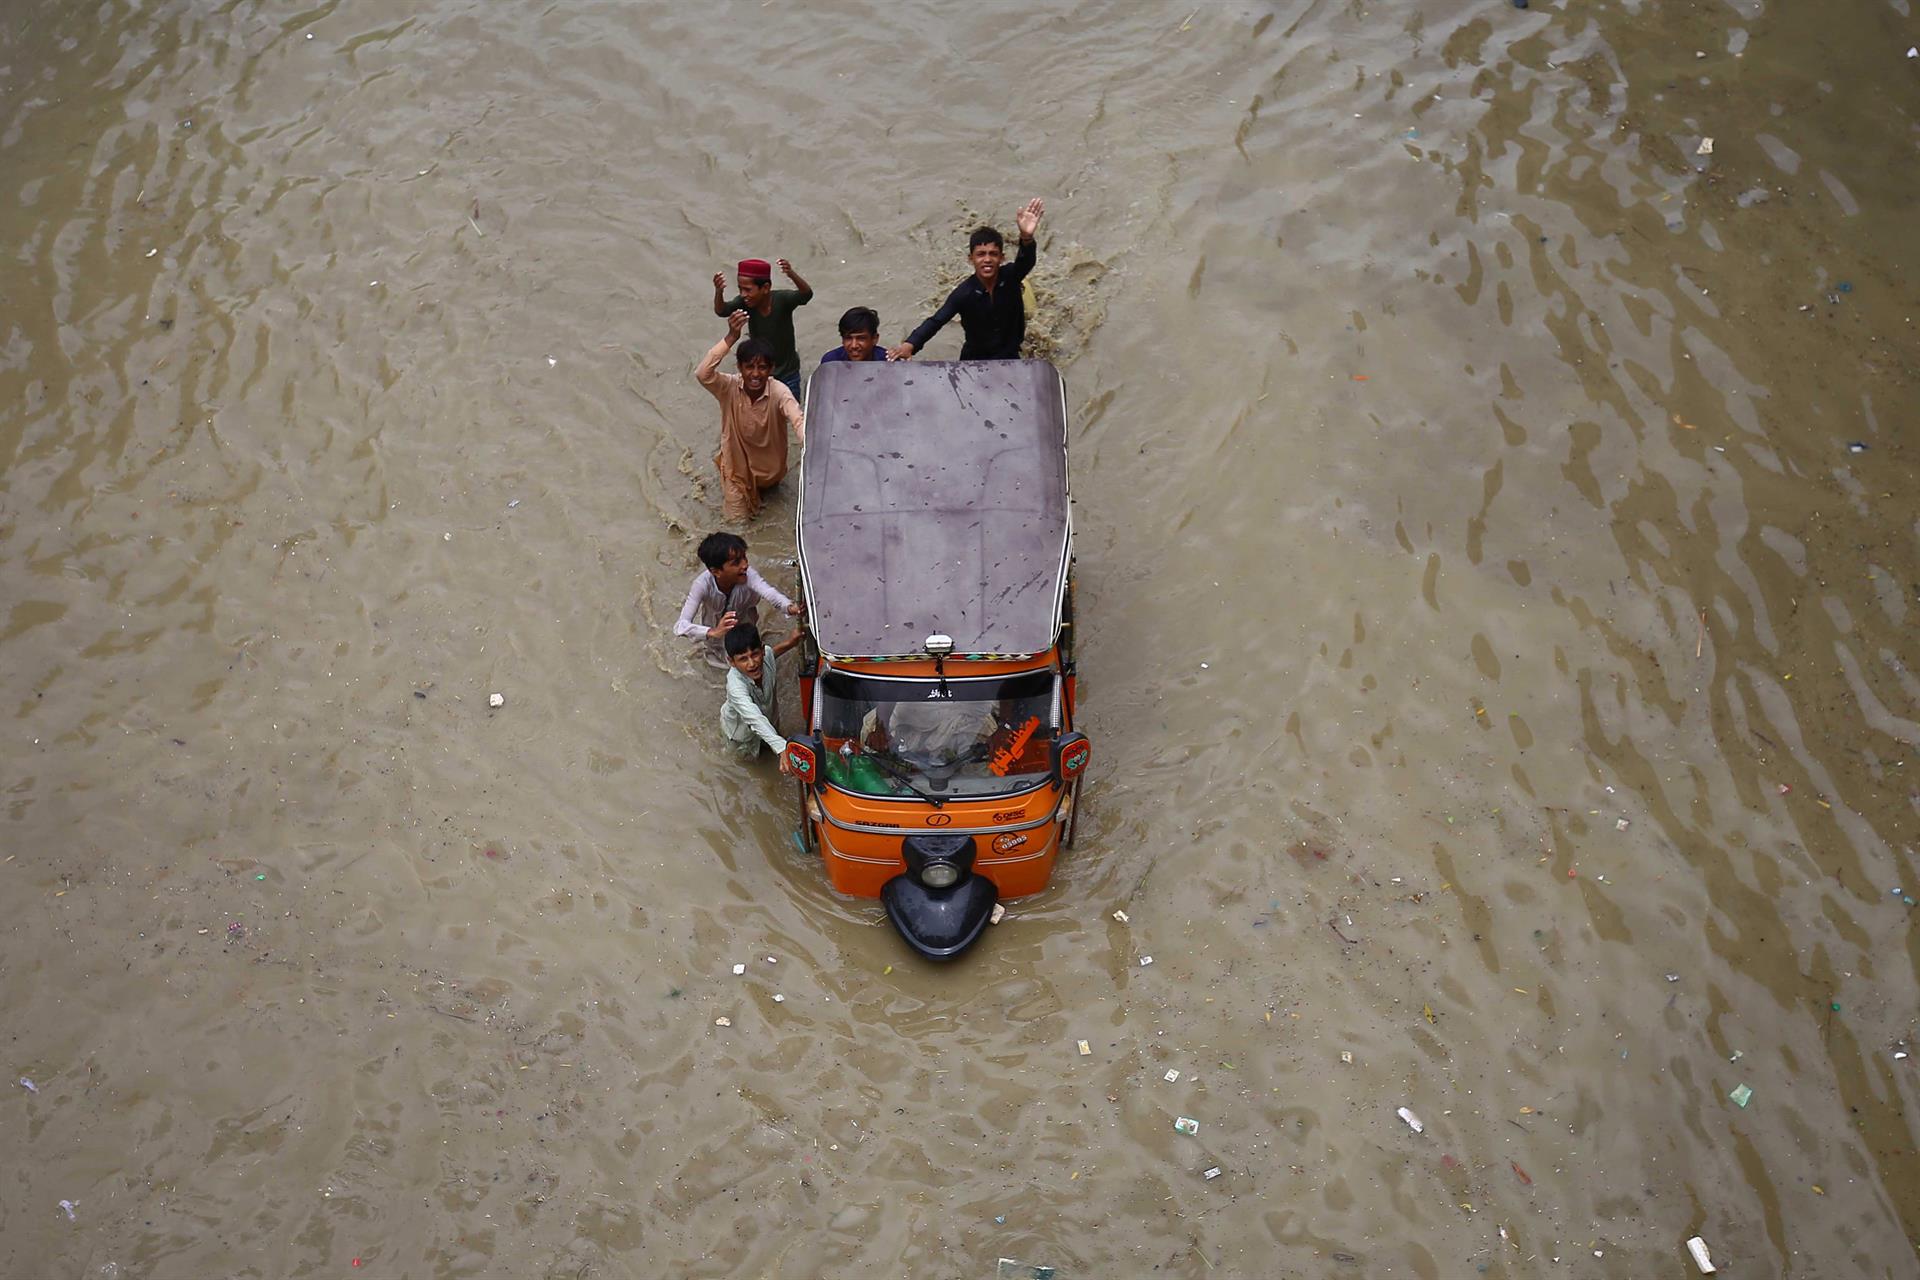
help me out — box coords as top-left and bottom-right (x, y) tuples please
(712, 256), (813, 401)
(721, 621), (805, 766)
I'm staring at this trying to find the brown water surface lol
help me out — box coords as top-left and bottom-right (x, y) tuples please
(4, 1), (1918, 1275)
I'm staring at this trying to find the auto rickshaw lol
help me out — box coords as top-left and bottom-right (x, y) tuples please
(782, 358), (1089, 961)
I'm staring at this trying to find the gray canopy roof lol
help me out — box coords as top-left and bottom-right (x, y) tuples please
(796, 360), (1071, 659)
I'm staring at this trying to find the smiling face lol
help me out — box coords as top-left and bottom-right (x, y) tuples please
(712, 549), (749, 592)
(841, 326), (879, 361)
(729, 644), (766, 682)
(969, 242), (1004, 286)
(737, 355), (773, 396)
(736, 276), (771, 308)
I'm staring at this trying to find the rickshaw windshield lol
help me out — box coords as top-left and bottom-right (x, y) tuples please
(818, 669), (1057, 799)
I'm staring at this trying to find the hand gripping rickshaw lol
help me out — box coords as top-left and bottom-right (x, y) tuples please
(782, 359), (1090, 961)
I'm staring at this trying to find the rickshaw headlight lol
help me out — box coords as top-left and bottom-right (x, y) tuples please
(921, 860), (961, 889)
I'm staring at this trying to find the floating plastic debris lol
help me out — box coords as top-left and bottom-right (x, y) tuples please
(1686, 1235), (1717, 1273)
(997, 1261), (1056, 1280)
(1397, 1107), (1425, 1134)
(1729, 1083), (1753, 1107)
(1174, 1116), (1199, 1135)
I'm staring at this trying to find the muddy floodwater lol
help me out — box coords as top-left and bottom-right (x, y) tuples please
(5, 0), (1919, 1275)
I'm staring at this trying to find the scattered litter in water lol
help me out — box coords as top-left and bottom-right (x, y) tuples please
(57, 1200), (77, 1221)
(732, 963), (745, 975)
(990, 903), (1006, 925)
(772, 994), (785, 1003)
(1666, 973), (1680, 982)
(1202, 1166), (1222, 1180)
(507, 499), (520, 508)
(18, 1077), (37, 1093)
(1729, 1083), (1753, 1107)
(1139, 955), (1153, 967)
(714, 1016), (731, 1027)
(1076, 1040), (1091, 1056)
(997, 1261), (1056, 1280)
(1847, 442), (1869, 453)
(1686, 1235), (1717, 1273)
(1174, 1116), (1199, 1135)
(488, 692), (505, 708)
(1340, 1051), (1354, 1064)
(1397, 1107), (1425, 1134)
(1696, 137), (1714, 155)
(1112, 909), (1129, 923)
(1164, 1069), (1181, 1083)
(1615, 818), (1630, 830)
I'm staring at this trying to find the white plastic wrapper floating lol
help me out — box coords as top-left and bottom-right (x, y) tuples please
(1397, 1106), (1424, 1134)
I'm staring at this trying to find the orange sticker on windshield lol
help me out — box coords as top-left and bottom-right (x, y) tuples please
(988, 716), (1042, 777)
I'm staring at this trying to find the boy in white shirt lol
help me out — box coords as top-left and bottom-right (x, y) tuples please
(674, 532), (802, 667)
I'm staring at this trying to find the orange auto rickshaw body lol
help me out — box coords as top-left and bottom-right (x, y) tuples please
(788, 359), (1087, 959)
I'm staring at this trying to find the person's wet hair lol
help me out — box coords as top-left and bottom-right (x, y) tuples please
(736, 337), (775, 367)
(968, 226), (1004, 252)
(838, 306), (880, 338)
(698, 531), (747, 571)
(724, 621), (764, 658)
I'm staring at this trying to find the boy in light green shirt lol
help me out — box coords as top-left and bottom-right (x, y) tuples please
(721, 621), (805, 765)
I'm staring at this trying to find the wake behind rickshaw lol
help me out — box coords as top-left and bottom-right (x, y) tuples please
(782, 358), (1090, 961)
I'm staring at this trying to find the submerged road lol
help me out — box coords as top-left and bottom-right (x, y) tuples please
(2, 1), (1917, 1274)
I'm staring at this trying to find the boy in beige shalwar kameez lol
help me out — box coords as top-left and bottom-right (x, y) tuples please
(695, 311), (806, 520)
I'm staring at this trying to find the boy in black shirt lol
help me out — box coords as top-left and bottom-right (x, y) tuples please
(889, 198), (1045, 362)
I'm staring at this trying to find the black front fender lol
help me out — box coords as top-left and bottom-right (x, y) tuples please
(881, 873), (998, 961)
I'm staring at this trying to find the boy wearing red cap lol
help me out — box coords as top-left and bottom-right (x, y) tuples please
(711, 257), (813, 401)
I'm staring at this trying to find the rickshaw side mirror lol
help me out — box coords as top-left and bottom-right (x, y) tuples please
(784, 735), (822, 783)
(1051, 731), (1091, 786)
